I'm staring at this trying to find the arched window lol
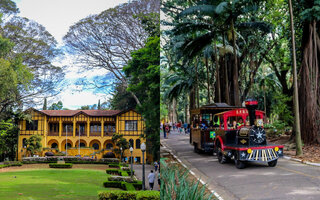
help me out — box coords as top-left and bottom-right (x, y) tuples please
(80, 143), (86, 147)
(106, 143), (113, 150)
(92, 143), (99, 150)
(129, 139), (134, 148)
(136, 139), (141, 149)
(51, 143), (58, 148)
(65, 143), (72, 148)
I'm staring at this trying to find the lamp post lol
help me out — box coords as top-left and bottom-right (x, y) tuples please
(130, 147), (133, 178)
(141, 143), (146, 190)
(65, 125), (68, 156)
(120, 147), (123, 163)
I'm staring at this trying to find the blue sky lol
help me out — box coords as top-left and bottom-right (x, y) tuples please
(12, 0), (128, 109)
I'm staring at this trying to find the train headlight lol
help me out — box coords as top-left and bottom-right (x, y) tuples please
(247, 149), (252, 154)
(275, 147), (279, 152)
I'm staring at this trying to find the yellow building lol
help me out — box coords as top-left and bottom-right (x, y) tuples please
(18, 108), (146, 163)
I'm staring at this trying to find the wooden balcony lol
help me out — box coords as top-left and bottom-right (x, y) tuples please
(48, 132), (59, 136)
(90, 132), (101, 136)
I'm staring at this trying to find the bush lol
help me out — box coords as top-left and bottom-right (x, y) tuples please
(121, 163), (129, 167)
(98, 191), (160, 200)
(108, 163), (120, 168)
(100, 158), (119, 163)
(108, 176), (136, 183)
(127, 170), (135, 176)
(45, 152), (54, 156)
(0, 165), (9, 169)
(121, 167), (130, 171)
(133, 181), (142, 190)
(103, 181), (122, 188)
(3, 161), (22, 166)
(22, 156), (118, 164)
(103, 152), (116, 158)
(121, 182), (135, 191)
(49, 163), (73, 168)
(121, 171), (129, 176)
(106, 169), (120, 175)
(54, 152), (65, 156)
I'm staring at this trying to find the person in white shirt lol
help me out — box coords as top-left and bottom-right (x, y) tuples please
(148, 170), (155, 190)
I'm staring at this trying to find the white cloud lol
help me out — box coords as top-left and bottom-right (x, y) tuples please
(14, 0), (129, 45)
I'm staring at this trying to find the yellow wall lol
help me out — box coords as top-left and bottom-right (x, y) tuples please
(18, 109), (146, 163)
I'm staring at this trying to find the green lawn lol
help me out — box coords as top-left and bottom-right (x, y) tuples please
(0, 169), (113, 200)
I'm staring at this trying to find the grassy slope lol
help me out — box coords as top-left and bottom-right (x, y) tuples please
(0, 169), (114, 200)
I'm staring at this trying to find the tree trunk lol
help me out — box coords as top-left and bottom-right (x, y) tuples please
(231, 19), (240, 106)
(172, 98), (178, 123)
(214, 41), (221, 102)
(195, 59), (200, 108)
(206, 58), (210, 104)
(223, 33), (230, 105)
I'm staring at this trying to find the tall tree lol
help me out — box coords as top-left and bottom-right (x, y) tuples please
(43, 98), (47, 110)
(63, 0), (160, 106)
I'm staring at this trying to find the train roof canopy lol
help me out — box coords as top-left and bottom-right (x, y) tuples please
(191, 103), (241, 115)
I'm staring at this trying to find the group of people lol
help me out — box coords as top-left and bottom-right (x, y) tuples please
(147, 161), (160, 190)
(160, 121), (191, 138)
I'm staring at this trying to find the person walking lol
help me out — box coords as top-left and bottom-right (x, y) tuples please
(183, 122), (188, 134)
(148, 170), (155, 190)
(154, 161), (158, 171)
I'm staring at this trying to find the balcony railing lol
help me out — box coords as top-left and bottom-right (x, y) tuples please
(48, 132), (59, 136)
(104, 132), (115, 136)
(76, 131), (87, 136)
(90, 132), (101, 136)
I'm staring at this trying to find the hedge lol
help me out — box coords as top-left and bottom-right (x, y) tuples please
(121, 171), (129, 177)
(106, 169), (120, 175)
(108, 176), (136, 183)
(103, 181), (122, 188)
(121, 182), (135, 191)
(22, 157), (119, 164)
(49, 163), (73, 168)
(0, 161), (23, 169)
(108, 164), (120, 168)
(132, 181), (143, 190)
(98, 191), (160, 200)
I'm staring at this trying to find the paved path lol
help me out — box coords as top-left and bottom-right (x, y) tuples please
(161, 130), (320, 200)
(133, 164), (159, 191)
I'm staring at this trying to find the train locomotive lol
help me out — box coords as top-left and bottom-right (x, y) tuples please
(190, 99), (284, 169)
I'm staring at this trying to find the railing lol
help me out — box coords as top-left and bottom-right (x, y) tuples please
(76, 132), (87, 136)
(48, 132), (59, 136)
(104, 132), (114, 136)
(90, 132), (101, 136)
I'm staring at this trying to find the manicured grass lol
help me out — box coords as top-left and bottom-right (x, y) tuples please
(0, 168), (115, 200)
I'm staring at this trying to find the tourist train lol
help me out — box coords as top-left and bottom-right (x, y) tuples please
(190, 99), (284, 169)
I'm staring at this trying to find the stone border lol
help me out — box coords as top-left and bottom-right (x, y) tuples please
(283, 155), (320, 167)
(161, 143), (224, 200)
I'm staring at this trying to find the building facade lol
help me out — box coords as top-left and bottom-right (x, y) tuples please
(18, 108), (145, 163)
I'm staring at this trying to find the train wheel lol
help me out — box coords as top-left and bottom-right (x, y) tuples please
(217, 148), (227, 164)
(235, 159), (246, 169)
(268, 159), (278, 167)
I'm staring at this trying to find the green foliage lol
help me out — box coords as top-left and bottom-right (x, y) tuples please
(270, 92), (293, 127)
(108, 164), (120, 168)
(98, 191), (160, 200)
(49, 163), (73, 168)
(48, 101), (63, 110)
(25, 134), (42, 156)
(43, 98), (47, 110)
(123, 36), (160, 160)
(109, 82), (137, 110)
(112, 134), (129, 156)
(160, 159), (213, 200)
(0, 120), (19, 161)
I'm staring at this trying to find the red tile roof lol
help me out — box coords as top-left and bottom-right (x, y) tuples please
(40, 110), (121, 117)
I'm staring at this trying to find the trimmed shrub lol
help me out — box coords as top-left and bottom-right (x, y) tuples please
(133, 181), (142, 190)
(121, 167), (130, 171)
(108, 176), (136, 183)
(100, 158), (119, 164)
(121, 171), (129, 177)
(45, 152), (54, 156)
(98, 191), (160, 200)
(136, 191), (160, 200)
(108, 163), (120, 168)
(49, 163), (73, 168)
(103, 181), (122, 188)
(121, 163), (129, 167)
(103, 152), (116, 158)
(127, 170), (135, 176)
(121, 182), (135, 191)
(54, 152), (65, 156)
(0, 165), (9, 169)
(106, 169), (120, 175)
(3, 161), (22, 166)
